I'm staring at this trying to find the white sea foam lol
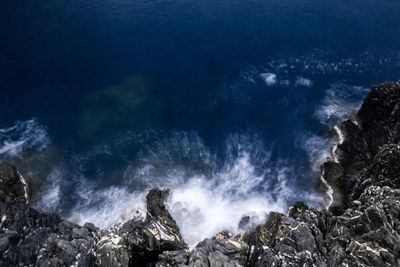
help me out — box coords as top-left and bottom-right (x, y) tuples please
(70, 185), (146, 226)
(167, 150), (293, 246)
(315, 83), (369, 126)
(34, 168), (63, 212)
(233, 50), (400, 100)
(333, 126), (344, 145)
(295, 77), (313, 87)
(0, 119), (50, 158)
(168, 179), (270, 247)
(303, 135), (336, 173)
(57, 132), (298, 247)
(260, 73), (277, 86)
(303, 84), (366, 173)
(301, 135), (338, 208)
(304, 82), (370, 207)
(309, 83), (369, 167)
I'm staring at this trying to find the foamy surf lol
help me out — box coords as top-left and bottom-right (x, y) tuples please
(0, 119), (50, 158)
(62, 132), (302, 246)
(166, 151), (293, 246)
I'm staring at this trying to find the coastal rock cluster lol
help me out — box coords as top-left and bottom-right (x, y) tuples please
(1, 81), (400, 266)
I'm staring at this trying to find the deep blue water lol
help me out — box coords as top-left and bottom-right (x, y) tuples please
(1, 0), (400, 245)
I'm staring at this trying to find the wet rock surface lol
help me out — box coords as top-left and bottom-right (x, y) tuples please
(1, 81), (400, 266)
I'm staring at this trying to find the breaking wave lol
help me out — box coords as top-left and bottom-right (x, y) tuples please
(65, 132), (303, 246)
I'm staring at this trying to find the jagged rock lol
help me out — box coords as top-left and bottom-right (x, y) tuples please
(156, 250), (189, 266)
(358, 81), (400, 154)
(333, 120), (372, 206)
(188, 237), (249, 267)
(146, 189), (186, 250)
(321, 161), (343, 184)
(288, 202), (309, 219)
(147, 189), (172, 219)
(328, 205), (345, 216)
(36, 236), (78, 266)
(144, 188), (187, 251)
(245, 212), (282, 248)
(109, 188), (188, 265)
(213, 231), (233, 240)
(349, 143), (400, 202)
(0, 163), (29, 205)
(94, 233), (130, 267)
(59, 220), (81, 239)
(84, 222), (97, 232)
(72, 227), (90, 239)
(366, 144), (400, 188)
(36, 232), (95, 267)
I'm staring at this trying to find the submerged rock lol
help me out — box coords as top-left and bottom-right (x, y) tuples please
(1, 80), (400, 266)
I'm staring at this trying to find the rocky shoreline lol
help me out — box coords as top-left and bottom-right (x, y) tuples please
(1, 80), (400, 266)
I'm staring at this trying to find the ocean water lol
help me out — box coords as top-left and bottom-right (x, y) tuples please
(1, 0), (400, 246)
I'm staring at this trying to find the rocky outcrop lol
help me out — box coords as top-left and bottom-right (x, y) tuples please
(0, 163), (29, 205)
(1, 81), (400, 266)
(0, 171), (186, 267)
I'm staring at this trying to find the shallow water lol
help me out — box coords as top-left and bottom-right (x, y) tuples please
(1, 0), (400, 246)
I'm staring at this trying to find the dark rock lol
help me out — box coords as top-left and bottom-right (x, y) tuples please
(94, 233), (130, 267)
(0, 163), (29, 204)
(36, 236), (78, 266)
(289, 202), (309, 219)
(335, 120), (371, 174)
(146, 188), (171, 219)
(157, 250), (189, 266)
(84, 222), (96, 232)
(3, 227), (54, 266)
(329, 205), (345, 216)
(348, 143), (400, 203)
(59, 220), (81, 239)
(189, 237), (249, 266)
(358, 81), (400, 154)
(322, 161), (343, 184)
(368, 144), (400, 188)
(245, 212), (282, 247)
(72, 227), (90, 239)
(145, 188), (187, 250)
(0, 237), (9, 254)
